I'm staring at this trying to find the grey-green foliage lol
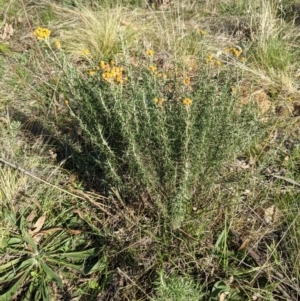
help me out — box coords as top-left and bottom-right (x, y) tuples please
(209, 281), (244, 301)
(153, 271), (205, 301)
(62, 58), (263, 228)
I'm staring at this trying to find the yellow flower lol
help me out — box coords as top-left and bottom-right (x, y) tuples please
(184, 77), (191, 86)
(182, 98), (192, 106)
(200, 30), (206, 36)
(206, 54), (213, 63)
(215, 60), (222, 67)
(89, 69), (96, 76)
(100, 60), (106, 69)
(81, 49), (90, 56)
(146, 49), (154, 56)
(65, 100), (69, 105)
(233, 48), (242, 57)
(153, 97), (159, 103)
(158, 72), (167, 80)
(149, 65), (157, 72)
(158, 98), (165, 106)
(33, 27), (51, 40)
(226, 47), (242, 58)
(241, 57), (246, 63)
(54, 40), (61, 49)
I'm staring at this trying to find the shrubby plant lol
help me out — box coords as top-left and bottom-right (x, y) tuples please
(59, 50), (261, 228)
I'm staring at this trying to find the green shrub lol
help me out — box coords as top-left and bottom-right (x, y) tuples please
(59, 54), (262, 228)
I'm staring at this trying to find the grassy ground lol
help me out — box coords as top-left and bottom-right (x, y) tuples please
(1, 0), (300, 300)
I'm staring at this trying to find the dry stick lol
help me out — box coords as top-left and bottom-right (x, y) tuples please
(271, 174), (300, 187)
(117, 267), (152, 300)
(0, 157), (112, 217)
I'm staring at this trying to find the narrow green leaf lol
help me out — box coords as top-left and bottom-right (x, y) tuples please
(0, 258), (34, 283)
(40, 262), (63, 289)
(0, 257), (22, 272)
(17, 258), (35, 271)
(45, 257), (85, 274)
(7, 237), (23, 246)
(21, 231), (38, 253)
(49, 247), (100, 260)
(0, 270), (17, 283)
(0, 269), (30, 301)
(83, 257), (107, 275)
(41, 276), (50, 301)
(19, 216), (38, 253)
(23, 279), (35, 301)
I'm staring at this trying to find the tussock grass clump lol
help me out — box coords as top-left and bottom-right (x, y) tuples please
(244, 0), (300, 92)
(59, 6), (141, 60)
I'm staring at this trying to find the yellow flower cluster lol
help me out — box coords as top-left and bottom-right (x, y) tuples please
(100, 60), (125, 84)
(33, 27), (51, 40)
(183, 98), (192, 106)
(206, 54), (222, 67)
(225, 47), (242, 57)
(199, 29), (206, 36)
(148, 64), (168, 79)
(149, 65), (157, 72)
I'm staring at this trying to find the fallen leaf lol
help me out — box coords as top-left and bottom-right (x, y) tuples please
(72, 209), (85, 220)
(264, 205), (282, 224)
(68, 229), (82, 235)
(31, 198), (42, 210)
(26, 211), (37, 224)
(29, 215), (46, 236)
(32, 228), (63, 244)
(238, 238), (250, 251)
(0, 23), (14, 40)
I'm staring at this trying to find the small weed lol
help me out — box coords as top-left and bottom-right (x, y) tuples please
(153, 271), (205, 301)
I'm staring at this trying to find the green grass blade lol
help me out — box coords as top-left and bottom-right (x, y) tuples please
(0, 258), (22, 272)
(0, 258), (34, 282)
(49, 247), (100, 260)
(40, 262), (63, 289)
(0, 269), (30, 301)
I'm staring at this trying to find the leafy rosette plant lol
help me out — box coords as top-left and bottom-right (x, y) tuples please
(0, 211), (106, 300)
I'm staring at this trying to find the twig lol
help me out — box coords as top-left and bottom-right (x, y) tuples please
(117, 267), (152, 300)
(271, 174), (300, 187)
